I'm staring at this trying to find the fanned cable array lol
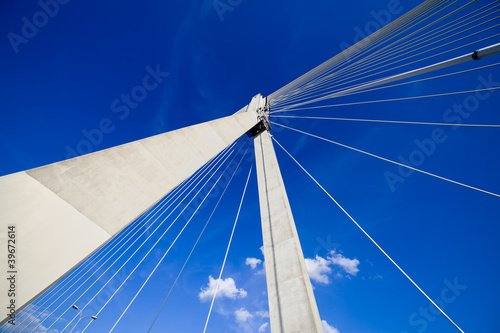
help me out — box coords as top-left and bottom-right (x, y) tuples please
(1, 135), (255, 333)
(2, 1), (499, 332)
(263, 1), (500, 332)
(268, 0), (500, 114)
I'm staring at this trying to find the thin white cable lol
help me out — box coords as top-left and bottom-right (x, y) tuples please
(271, 122), (500, 199)
(306, 61), (500, 101)
(270, 115), (500, 128)
(272, 136), (465, 333)
(269, 0), (446, 103)
(146, 146), (251, 333)
(296, 0), (492, 99)
(202, 163), (253, 333)
(324, 18), (500, 90)
(23, 176), (192, 333)
(30, 140), (239, 333)
(270, 61), (500, 115)
(7, 243), (104, 332)
(105, 145), (251, 333)
(347, 5), (500, 80)
(57, 141), (244, 333)
(71, 140), (248, 333)
(271, 0), (470, 106)
(40, 140), (242, 333)
(270, 86), (500, 113)
(11, 188), (178, 333)
(275, 0), (448, 98)
(273, 32), (500, 110)
(272, 3), (496, 107)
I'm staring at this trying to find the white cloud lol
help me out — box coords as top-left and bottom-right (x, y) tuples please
(322, 320), (340, 333)
(198, 276), (247, 302)
(305, 250), (361, 285)
(328, 250), (360, 276)
(256, 310), (269, 318)
(234, 308), (253, 322)
(305, 255), (333, 284)
(258, 322), (269, 332)
(245, 257), (262, 269)
(10, 306), (60, 333)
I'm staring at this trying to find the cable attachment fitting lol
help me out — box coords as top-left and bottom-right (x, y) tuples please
(472, 50), (479, 60)
(247, 97), (271, 137)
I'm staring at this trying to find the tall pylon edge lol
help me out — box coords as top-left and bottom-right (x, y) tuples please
(0, 110), (258, 324)
(249, 95), (324, 333)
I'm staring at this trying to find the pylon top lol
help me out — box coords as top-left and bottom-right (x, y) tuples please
(246, 94), (271, 137)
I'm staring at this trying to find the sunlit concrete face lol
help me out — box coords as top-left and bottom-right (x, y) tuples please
(0, 110), (258, 323)
(253, 98), (324, 332)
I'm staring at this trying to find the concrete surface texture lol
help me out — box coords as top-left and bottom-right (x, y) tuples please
(0, 110), (258, 322)
(254, 130), (324, 333)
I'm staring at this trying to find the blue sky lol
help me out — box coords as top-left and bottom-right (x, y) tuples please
(1, 0), (500, 332)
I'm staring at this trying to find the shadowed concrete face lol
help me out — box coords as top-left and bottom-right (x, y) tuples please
(0, 111), (257, 322)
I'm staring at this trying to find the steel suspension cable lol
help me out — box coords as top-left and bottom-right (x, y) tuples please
(268, 0), (448, 104)
(145, 143), (252, 333)
(269, 61), (500, 114)
(270, 0), (490, 108)
(342, 3), (500, 80)
(272, 38), (500, 112)
(273, 26), (500, 110)
(272, 14), (500, 109)
(270, 86), (500, 114)
(290, 0), (491, 101)
(10, 181), (185, 333)
(202, 162), (253, 333)
(37, 140), (243, 333)
(273, 0), (465, 105)
(272, 136), (466, 333)
(271, 122), (500, 199)
(270, 115), (500, 128)
(19, 172), (196, 333)
(55, 140), (246, 333)
(105, 144), (252, 333)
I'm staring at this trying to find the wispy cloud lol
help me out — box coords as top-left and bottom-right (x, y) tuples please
(198, 276), (247, 302)
(9, 306), (61, 333)
(245, 257), (263, 269)
(329, 250), (360, 276)
(234, 308), (253, 322)
(258, 322), (269, 332)
(256, 310), (269, 318)
(322, 319), (340, 333)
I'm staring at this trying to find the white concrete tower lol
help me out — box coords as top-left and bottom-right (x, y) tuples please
(250, 95), (324, 333)
(1, 95), (324, 332)
(0, 110), (258, 323)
